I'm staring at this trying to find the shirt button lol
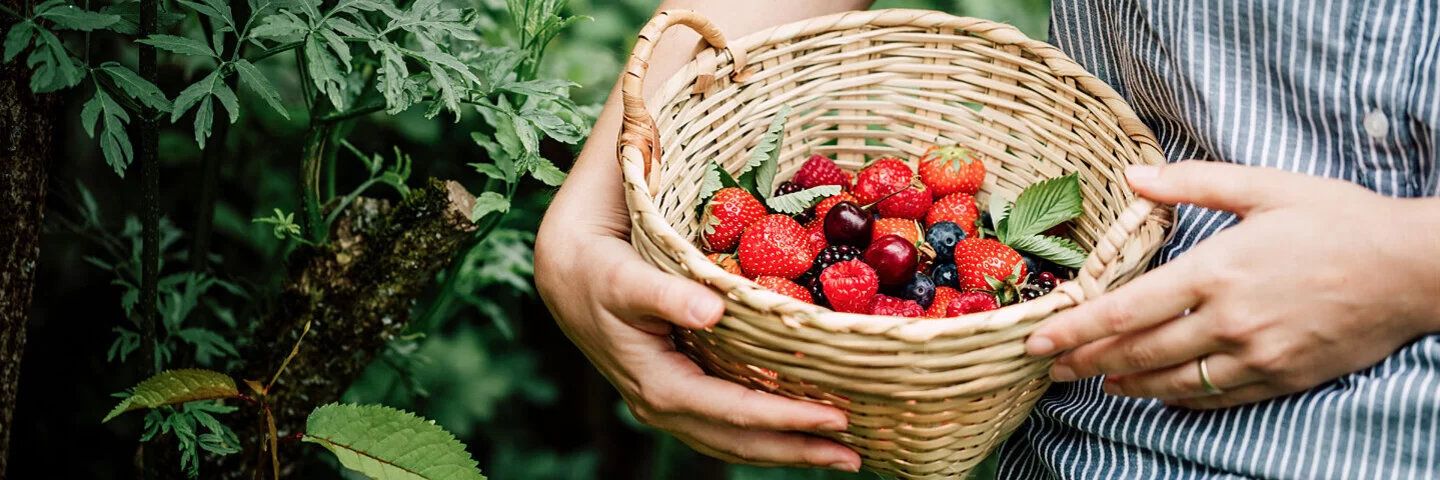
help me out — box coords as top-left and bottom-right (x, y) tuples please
(1364, 110), (1389, 139)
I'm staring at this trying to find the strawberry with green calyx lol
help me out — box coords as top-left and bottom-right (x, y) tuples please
(708, 252), (744, 276)
(919, 145), (986, 197)
(990, 173), (1089, 269)
(953, 237), (1027, 293)
(738, 214), (817, 279)
(699, 187), (767, 252)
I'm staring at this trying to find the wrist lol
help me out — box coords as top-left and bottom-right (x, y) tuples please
(1390, 197), (1440, 334)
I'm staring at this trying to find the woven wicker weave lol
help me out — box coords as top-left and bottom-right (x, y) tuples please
(617, 9), (1174, 479)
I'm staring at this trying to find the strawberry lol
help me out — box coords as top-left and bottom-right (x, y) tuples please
(738, 215), (817, 279)
(926, 193), (980, 237)
(853, 158), (913, 205)
(707, 252), (744, 276)
(871, 218), (923, 246)
(946, 291), (1000, 316)
(804, 218), (829, 256)
(869, 295), (924, 317)
(952, 238), (1027, 291)
(701, 188), (767, 252)
(925, 286), (962, 318)
(813, 192), (858, 221)
(819, 260), (879, 313)
(876, 186), (932, 220)
(755, 276), (814, 304)
(793, 154), (852, 189)
(919, 145), (986, 197)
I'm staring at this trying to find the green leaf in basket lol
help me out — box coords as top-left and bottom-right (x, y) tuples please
(1008, 234), (1087, 269)
(1000, 173), (1083, 242)
(737, 105), (791, 201)
(766, 185), (841, 215)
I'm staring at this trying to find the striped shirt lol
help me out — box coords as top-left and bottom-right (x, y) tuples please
(997, 1), (1440, 478)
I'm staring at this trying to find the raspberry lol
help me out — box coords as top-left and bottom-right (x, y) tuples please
(819, 260), (879, 314)
(868, 295), (924, 317)
(946, 291), (999, 316)
(793, 155), (851, 189)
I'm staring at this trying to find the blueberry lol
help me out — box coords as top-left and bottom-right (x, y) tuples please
(924, 221), (967, 263)
(900, 273), (937, 309)
(931, 263), (959, 290)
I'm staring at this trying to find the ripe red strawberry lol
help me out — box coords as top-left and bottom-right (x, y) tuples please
(925, 286), (961, 318)
(755, 276), (814, 304)
(952, 238), (1027, 291)
(793, 154), (852, 189)
(819, 260), (879, 313)
(738, 215), (817, 279)
(869, 295), (924, 317)
(870, 218), (922, 246)
(701, 188), (767, 252)
(919, 145), (986, 197)
(707, 253), (744, 276)
(813, 192), (858, 221)
(876, 186), (932, 220)
(853, 158), (913, 205)
(926, 193), (980, 237)
(804, 218), (829, 256)
(946, 291), (1000, 316)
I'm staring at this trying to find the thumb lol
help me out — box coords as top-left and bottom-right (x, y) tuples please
(1124, 161), (1305, 215)
(606, 257), (726, 331)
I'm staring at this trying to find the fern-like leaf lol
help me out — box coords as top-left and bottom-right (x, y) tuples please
(303, 403), (486, 480)
(103, 369), (238, 422)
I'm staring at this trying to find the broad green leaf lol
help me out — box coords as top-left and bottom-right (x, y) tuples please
(40, 4), (121, 31)
(233, 59), (290, 119)
(103, 369), (238, 422)
(3, 21), (33, 62)
(303, 404), (486, 480)
(1004, 174), (1084, 240)
(80, 92), (102, 137)
(738, 105), (790, 200)
(99, 62), (171, 112)
(137, 34), (217, 58)
(470, 192), (510, 222)
(1008, 234), (1088, 269)
(528, 157), (567, 186)
(766, 185), (842, 215)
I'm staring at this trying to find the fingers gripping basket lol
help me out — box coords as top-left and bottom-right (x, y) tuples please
(618, 9), (1173, 479)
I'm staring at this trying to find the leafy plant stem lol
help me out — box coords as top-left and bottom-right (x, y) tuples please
(322, 178), (379, 227)
(299, 124), (337, 243)
(190, 2), (249, 272)
(0, 4), (19, 19)
(245, 41), (299, 63)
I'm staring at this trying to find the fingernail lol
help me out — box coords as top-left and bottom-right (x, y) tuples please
(1050, 364), (1076, 382)
(828, 462), (860, 472)
(820, 418), (848, 431)
(1026, 336), (1056, 356)
(1126, 165), (1159, 184)
(688, 297), (723, 327)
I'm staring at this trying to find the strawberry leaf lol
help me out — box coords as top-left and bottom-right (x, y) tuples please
(766, 185), (841, 215)
(737, 105), (791, 200)
(1002, 174), (1083, 241)
(988, 192), (1011, 240)
(1009, 234), (1087, 268)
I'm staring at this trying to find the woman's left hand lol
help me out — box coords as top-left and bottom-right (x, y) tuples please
(1025, 161), (1440, 409)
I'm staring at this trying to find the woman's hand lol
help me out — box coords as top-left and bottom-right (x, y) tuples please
(1025, 161), (1440, 409)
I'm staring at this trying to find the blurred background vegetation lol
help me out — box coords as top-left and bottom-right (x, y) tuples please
(16, 0), (1048, 479)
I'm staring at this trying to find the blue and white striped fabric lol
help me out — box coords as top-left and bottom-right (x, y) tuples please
(996, 1), (1440, 478)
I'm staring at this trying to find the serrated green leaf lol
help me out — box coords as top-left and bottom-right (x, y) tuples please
(989, 192), (1011, 241)
(1009, 234), (1088, 268)
(137, 34), (217, 58)
(248, 11), (307, 40)
(470, 133), (517, 182)
(91, 89), (135, 176)
(210, 82), (240, 124)
(99, 62), (171, 112)
(320, 27), (351, 71)
(326, 17), (373, 39)
(193, 96), (214, 149)
(738, 105), (790, 199)
(470, 192), (509, 222)
(697, 164), (723, 207)
(3, 21), (34, 62)
(510, 113), (539, 157)
(529, 157), (567, 186)
(304, 35), (347, 110)
(427, 62), (460, 118)
(233, 59), (289, 119)
(303, 403), (486, 480)
(80, 92), (101, 137)
(494, 78), (575, 99)
(28, 27), (85, 92)
(1004, 174), (1083, 240)
(171, 70), (218, 121)
(470, 163), (506, 181)
(40, 4), (121, 31)
(523, 107), (583, 144)
(766, 185), (842, 215)
(103, 369), (238, 422)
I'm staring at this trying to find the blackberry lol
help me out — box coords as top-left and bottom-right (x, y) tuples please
(812, 245), (863, 274)
(794, 209), (816, 225)
(774, 181), (804, 197)
(805, 274), (829, 308)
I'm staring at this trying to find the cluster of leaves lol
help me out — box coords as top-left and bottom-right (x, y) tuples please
(696, 105), (842, 229)
(988, 173), (1088, 268)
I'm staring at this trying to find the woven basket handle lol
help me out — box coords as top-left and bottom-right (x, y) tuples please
(1071, 196), (1167, 301)
(619, 10), (750, 191)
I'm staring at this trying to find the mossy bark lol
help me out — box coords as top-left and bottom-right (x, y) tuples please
(222, 179), (476, 478)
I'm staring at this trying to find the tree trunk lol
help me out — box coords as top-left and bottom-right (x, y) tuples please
(0, 4), (56, 475)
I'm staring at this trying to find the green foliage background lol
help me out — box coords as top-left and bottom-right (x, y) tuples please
(16, 0), (1048, 479)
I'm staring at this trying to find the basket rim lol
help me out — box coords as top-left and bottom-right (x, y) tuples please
(621, 8), (1170, 342)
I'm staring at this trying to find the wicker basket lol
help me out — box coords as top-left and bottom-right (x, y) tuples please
(617, 9), (1173, 479)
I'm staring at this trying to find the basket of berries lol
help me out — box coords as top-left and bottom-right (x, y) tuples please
(617, 9), (1173, 479)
